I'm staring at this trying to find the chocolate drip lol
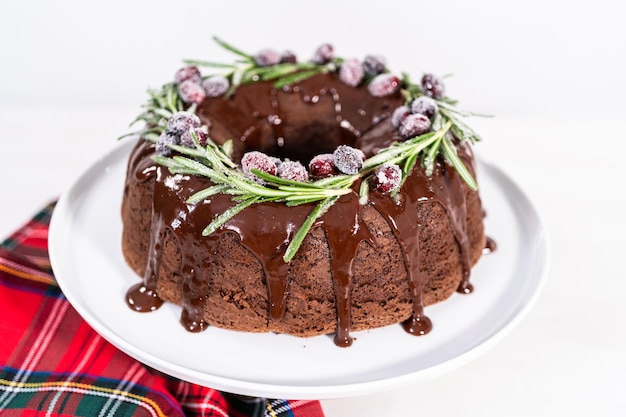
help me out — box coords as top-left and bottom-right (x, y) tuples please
(369, 171), (433, 336)
(178, 231), (220, 332)
(484, 236), (497, 254)
(439, 162), (473, 295)
(321, 192), (374, 347)
(232, 204), (310, 322)
(125, 208), (165, 312)
(369, 154), (475, 336)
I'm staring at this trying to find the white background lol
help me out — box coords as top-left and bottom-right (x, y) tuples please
(1, 0), (626, 415)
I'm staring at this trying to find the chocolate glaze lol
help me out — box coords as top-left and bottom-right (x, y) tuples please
(124, 72), (485, 346)
(484, 236), (497, 254)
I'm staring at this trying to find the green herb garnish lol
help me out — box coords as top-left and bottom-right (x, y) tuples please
(126, 37), (487, 262)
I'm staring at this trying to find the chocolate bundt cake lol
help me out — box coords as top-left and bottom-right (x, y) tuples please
(120, 38), (491, 347)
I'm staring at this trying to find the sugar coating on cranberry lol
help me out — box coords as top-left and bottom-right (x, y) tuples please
(391, 105), (411, 128)
(363, 55), (386, 76)
(241, 151), (278, 182)
(411, 96), (438, 119)
(280, 50), (297, 64)
(368, 73), (401, 97)
(278, 160), (309, 182)
(399, 113), (431, 139)
(180, 127), (208, 147)
(202, 76), (230, 98)
(371, 164), (402, 193)
(308, 153), (337, 178)
(156, 131), (179, 156)
(339, 58), (365, 87)
(167, 111), (201, 136)
(269, 156), (282, 169)
(255, 48), (282, 67)
(421, 73), (445, 99)
(333, 145), (363, 174)
(174, 65), (202, 84)
(312, 43), (334, 64)
(178, 80), (206, 104)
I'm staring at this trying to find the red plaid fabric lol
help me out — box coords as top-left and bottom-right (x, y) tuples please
(0, 202), (325, 417)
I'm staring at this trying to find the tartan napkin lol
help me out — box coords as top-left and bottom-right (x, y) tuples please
(0, 202), (325, 417)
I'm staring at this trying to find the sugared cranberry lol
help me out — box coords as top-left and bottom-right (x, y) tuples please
(280, 50), (297, 64)
(178, 80), (206, 104)
(156, 131), (179, 156)
(202, 75), (230, 98)
(255, 48), (282, 67)
(167, 111), (201, 136)
(174, 65), (202, 84)
(269, 156), (282, 169)
(180, 127), (208, 147)
(312, 43), (334, 64)
(339, 58), (364, 87)
(241, 151), (278, 182)
(367, 73), (401, 97)
(421, 73), (445, 99)
(370, 164), (402, 193)
(308, 153), (337, 178)
(333, 145), (363, 175)
(278, 161), (309, 182)
(363, 55), (386, 76)
(391, 105), (411, 127)
(398, 113), (431, 139)
(411, 96), (438, 119)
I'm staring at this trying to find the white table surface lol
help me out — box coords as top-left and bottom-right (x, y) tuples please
(1, 105), (625, 415)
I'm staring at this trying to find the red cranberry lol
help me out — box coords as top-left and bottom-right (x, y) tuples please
(363, 55), (386, 76)
(333, 145), (363, 174)
(241, 151), (278, 183)
(156, 131), (179, 156)
(368, 73), (401, 97)
(280, 50), (297, 64)
(178, 80), (206, 104)
(308, 153), (337, 178)
(370, 164), (402, 193)
(339, 58), (365, 87)
(278, 161), (309, 182)
(255, 48), (282, 67)
(312, 43), (334, 64)
(391, 105), (411, 128)
(174, 65), (202, 84)
(411, 96), (438, 119)
(202, 76), (230, 97)
(398, 113), (431, 139)
(167, 111), (201, 135)
(421, 73), (445, 99)
(180, 127), (208, 147)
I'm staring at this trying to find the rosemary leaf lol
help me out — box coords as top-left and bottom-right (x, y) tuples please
(202, 196), (260, 236)
(183, 59), (238, 69)
(283, 196), (338, 262)
(212, 36), (255, 62)
(285, 197), (325, 206)
(358, 179), (369, 205)
(311, 174), (356, 188)
(187, 184), (232, 204)
(274, 68), (323, 89)
(441, 135), (477, 190)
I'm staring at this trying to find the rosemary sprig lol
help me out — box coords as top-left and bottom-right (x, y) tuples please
(118, 82), (188, 141)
